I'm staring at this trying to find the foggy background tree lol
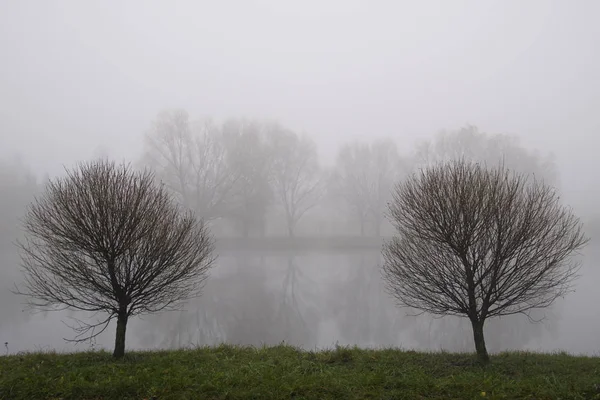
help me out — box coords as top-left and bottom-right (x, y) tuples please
(15, 159), (215, 358)
(415, 125), (559, 186)
(221, 118), (274, 237)
(142, 109), (240, 221)
(382, 160), (588, 363)
(331, 139), (403, 236)
(366, 139), (406, 236)
(331, 142), (371, 236)
(142, 109), (192, 205)
(266, 125), (324, 237)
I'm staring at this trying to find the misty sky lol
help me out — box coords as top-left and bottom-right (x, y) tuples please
(1, 0), (599, 209)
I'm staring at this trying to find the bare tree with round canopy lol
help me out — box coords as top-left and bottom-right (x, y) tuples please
(15, 159), (216, 358)
(382, 159), (588, 363)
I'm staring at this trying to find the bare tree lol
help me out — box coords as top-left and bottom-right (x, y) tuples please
(221, 118), (273, 237)
(382, 160), (587, 363)
(15, 159), (215, 358)
(332, 139), (403, 236)
(266, 125), (323, 237)
(142, 109), (240, 220)
(411, 125), (564, 349)
(415, 125), (558, 186)
(332, 142), (372, 236)
(142, 109), (192, 203)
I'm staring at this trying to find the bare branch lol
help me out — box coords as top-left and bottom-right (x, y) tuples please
(62, 314), (114, 343)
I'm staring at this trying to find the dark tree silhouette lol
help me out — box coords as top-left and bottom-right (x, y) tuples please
(15, 159), (215, 358)
(382, 160), (588, 363)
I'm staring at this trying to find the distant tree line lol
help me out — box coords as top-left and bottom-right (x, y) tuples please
(140, 110), (559, 239)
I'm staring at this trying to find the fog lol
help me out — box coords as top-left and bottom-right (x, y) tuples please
(1, 1), (599, 356)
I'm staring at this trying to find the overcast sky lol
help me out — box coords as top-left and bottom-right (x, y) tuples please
(1, 0), (599, 208)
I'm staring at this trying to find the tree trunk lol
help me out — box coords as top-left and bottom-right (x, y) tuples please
(470, 318), (489, 364)
(113, 310), (129, 358)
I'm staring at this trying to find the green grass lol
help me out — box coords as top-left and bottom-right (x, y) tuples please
(1, 344), (599, 399)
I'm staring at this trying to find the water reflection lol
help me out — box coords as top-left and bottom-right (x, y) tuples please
(2, 247), (595, 355)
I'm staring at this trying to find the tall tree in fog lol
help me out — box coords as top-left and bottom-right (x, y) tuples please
(332, 138), (402, 236)
(382, 160), (587, 363)
(415, 125), (558, 186)
(266, 125), (323, 237)
(142, 109), (240, 220)
(15, 160), (215, 358)
(221, 118), (273, 237)
(410, 124), (563, 349)
(332, 142), (369, 235)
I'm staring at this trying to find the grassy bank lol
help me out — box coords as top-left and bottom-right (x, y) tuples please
(1, 344), (599, 399)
